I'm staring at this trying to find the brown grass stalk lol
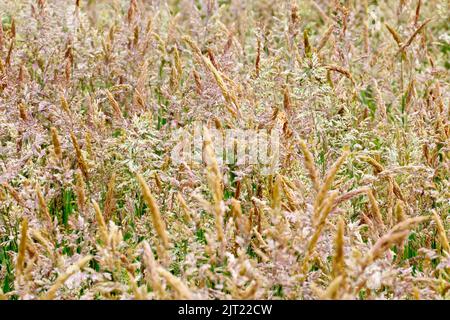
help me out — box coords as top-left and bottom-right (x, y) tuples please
(70, 131), (89, 180)
(313, 149), (349, 224)
(16, 218), (28, 277)
(35, 184), (53, 228)
(92, 200), (108, 244)
(183, 36), (239, 118)
(106, 90), (124, 120)
(157, 266), (193, 299)
(75, 170), (86, 215)
(298, 139), (320, 192)
(385, 24), (403, 47)
(317, 24), (335, 53)
(2, 182), (26, 207)
(396, 18), (432, 54)
(367, 189), (385, 228)
(332, 216), (346, 279)
(203, 127), (225, 246)
(302, 190), (339, 273)
(41, 255), (92, 300)
(50, 127), (63, 162)
(136, 173), (170, 249)
(142, 241), (164, 298)
(432, 211), (450, 254)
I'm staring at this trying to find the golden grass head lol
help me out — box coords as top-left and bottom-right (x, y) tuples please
(50, 127), (63, 162)
(136, 173), (170, 249)
(0, 0), (447, 301)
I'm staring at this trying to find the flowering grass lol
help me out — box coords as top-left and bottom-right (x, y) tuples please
(0, 0), (448, 300)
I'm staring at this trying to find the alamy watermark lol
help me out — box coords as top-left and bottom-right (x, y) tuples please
(170, 122), (281, 175)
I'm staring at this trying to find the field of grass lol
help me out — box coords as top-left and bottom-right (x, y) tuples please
(0, 0), (448, 300)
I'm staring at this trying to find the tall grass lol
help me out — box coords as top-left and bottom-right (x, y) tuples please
(0, 0), (448, 300)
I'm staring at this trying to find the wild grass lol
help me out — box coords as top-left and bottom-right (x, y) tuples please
(0, 0), (448, 300)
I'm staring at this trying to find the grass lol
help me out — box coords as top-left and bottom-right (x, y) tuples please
(0, 0), (448, 300)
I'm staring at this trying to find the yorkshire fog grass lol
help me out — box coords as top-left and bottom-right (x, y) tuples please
(0, 0), (449, 300)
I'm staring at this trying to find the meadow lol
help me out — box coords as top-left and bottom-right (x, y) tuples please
(0, 0), (448, 300)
